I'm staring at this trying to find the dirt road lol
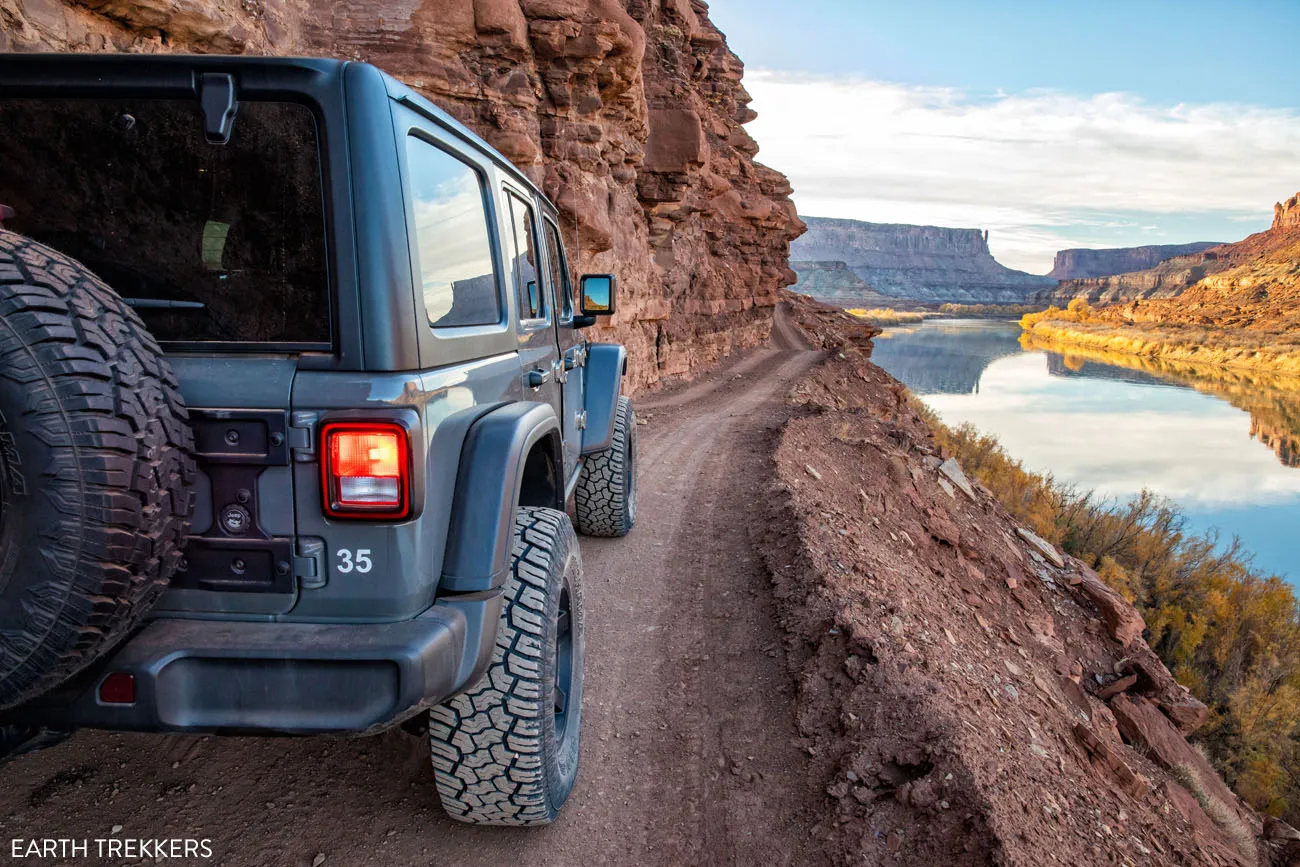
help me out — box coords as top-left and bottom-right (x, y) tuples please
(0, 310), (826, 866)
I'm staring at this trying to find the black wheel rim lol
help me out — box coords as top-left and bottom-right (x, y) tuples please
(553, 581), (575, 747)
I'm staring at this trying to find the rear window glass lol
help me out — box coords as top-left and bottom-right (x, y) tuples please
(0, 98), (329, 345)
(543, 219), (574, 320)
(405, 137), (501, 328)
(505, 192), (545, 321)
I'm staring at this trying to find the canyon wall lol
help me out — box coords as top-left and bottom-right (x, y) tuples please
(1047, 242), (1221, 280)
(790, 216), (1054, 303)
(1041, 194), (1300, 307)
(0, 0), (802, 393)
(789, 260), (892, 307)
(1036, 254), (1216, 305)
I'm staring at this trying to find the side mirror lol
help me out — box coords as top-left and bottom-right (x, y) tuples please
(580, 274), (616, 316)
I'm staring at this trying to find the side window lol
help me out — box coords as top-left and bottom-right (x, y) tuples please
(506, 192), (545, 322)
(405, 136), (501, 328)
(543, 218), (574, 321)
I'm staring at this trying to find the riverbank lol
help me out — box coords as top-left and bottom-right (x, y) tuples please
(1021, 314), (1300, 379)
(920, 407), (1300, 829)
(846, 308), (937, 326)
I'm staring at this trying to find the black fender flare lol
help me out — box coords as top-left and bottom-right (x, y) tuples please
(439, 401), (562, 595)
(581, 342), (627, 455)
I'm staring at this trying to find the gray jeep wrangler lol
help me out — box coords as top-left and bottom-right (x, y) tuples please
(0, 55), (638, 826)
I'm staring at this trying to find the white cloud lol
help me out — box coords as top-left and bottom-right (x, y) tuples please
(744, 72), (1300, 272)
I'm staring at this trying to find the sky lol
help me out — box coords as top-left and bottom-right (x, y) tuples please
(705, 0), (1300, 274)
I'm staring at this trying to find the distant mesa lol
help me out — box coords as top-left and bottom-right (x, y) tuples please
(790, 216), (1056, 304)
(1047, 242), (1222, 281)
(790, 260), (894, 306)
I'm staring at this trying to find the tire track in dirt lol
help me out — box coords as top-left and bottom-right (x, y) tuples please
(0, 307), (825, 867)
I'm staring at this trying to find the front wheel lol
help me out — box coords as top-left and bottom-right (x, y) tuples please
(575, 395), (637, 537)
(429, 507), (584, 825)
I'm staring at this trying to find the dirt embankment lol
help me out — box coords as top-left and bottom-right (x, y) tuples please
(762, 293), (1300, 866)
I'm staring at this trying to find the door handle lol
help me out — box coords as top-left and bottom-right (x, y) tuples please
(527, 368), (552, 388)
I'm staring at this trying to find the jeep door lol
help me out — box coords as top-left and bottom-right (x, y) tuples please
(502, 188), (565, 431)
(539, 214), (586, 488)
(283, 96), (522, 622)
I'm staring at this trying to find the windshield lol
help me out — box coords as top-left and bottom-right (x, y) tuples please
(0, 97), (330, 346)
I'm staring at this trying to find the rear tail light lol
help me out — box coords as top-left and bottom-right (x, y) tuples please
(321, 422), (411, 520)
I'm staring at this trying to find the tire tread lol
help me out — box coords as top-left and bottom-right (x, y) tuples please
(0, 230), (194, 710)
(429, 507), (581, 826)
(574, 395), (635, 537)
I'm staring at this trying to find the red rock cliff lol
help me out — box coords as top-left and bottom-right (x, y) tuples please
(1273, 192), (1300, 232)
(1, 0), (803, 392)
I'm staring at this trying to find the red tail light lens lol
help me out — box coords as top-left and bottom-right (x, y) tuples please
(321, 422), (411, 520)
(99, 672), (136, 705)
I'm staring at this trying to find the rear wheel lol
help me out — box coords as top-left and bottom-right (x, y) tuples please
(429, 507), (585, 825)
(0, 230), (194, 710)
(575, 395), (637, 537)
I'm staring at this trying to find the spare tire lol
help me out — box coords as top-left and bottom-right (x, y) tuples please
(0, 229), (194, 710)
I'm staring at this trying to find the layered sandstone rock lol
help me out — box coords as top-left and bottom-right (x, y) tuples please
(791, 216), (1055, 303)
(1, 0), (802, 392)
(1061, 193), (1300, 347)
(1047, 242), (1221, 281)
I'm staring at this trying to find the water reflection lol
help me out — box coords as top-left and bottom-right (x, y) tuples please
(870, 318), (1300, 581)
(870, 320), (1023, 394)
(1025, 335), (1300, 469)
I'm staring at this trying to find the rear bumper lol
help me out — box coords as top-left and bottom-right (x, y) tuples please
(1, 598), (502, 735)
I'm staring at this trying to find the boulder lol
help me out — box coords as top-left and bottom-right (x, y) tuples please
(1016, 527), (1064, 568)
(1109, 694), (1239, 812)
(643, 108), (707, 174)
(1096, 673), (1138, 701)
(938, 458), (976, 500)
(1118, 643), (1211, 735)
(1076, 567), (1145, 648)
(1072, 723), (1147, 799)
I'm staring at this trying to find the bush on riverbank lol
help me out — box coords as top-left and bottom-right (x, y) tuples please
(1021, 301), (1300, 378)
(936, 302), (1047, 318)
(845, 308), (935, 326)
(917, 408), (1300, 822)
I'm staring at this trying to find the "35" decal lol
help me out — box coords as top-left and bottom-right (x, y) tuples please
(336, 548), (372, 574)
